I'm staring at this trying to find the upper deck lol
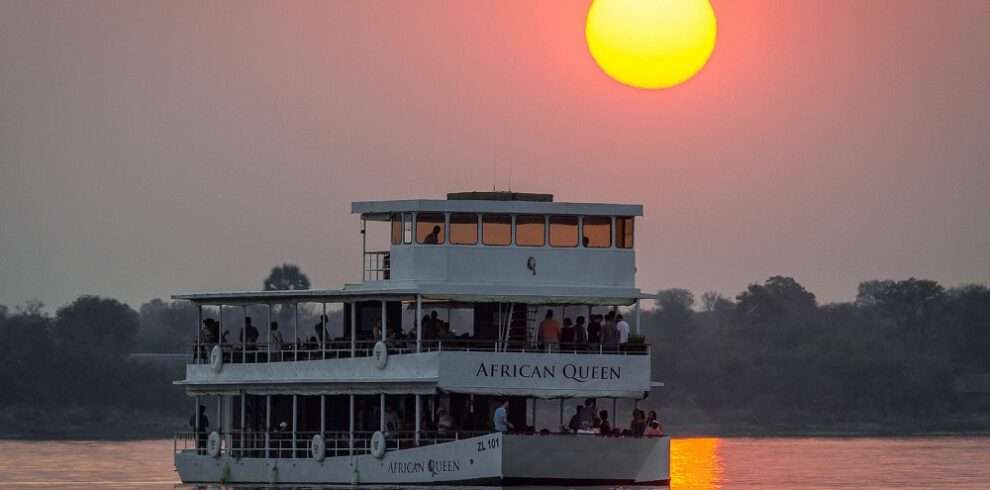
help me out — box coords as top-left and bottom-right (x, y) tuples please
(354, 192), (642, 295)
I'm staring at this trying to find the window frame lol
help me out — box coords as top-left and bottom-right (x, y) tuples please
(581, 215), (612, 248)
(548, 215), (580, 248)
(402, 213), (413, 244)
(448, 212), (479, 246)
(481, 214), (512, 246)
(616, 216), (634, 249)
(514, 214), (547, 247)
(415, 212), (446, 245)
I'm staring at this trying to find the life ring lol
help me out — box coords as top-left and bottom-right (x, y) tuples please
(207, 431), (221, 458)
(370, 430), (386, 459)
(209, 345), (223, 373)
(311, 434), (326, 462)
(372, 341), (388, 370)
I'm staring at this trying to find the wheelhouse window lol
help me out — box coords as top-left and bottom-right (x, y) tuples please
(616, 216), (634, 249)
(449, 213), (478, 245)
(515, 215), (545, 247)
(390, 214), (403, 245)
(549, 216), (579, 247)
(416, 213), (445, 244)
(482, 214), (511, 246)
(582, 216), (612, 248)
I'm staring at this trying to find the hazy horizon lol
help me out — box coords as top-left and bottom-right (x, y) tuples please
(2, 1), (988, 311)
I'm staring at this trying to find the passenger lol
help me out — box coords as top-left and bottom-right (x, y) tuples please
(630, 409), (646, 436)
(587, 315), (603, 345)
(646, 409), (658, 426)
(568, 406), (583, 432)
(644, 419), (664, 437)
(189, 404), (209, 453)
(537, 310), (561, 352)
(427, 311), (441, 340)
(436, 408), (454, 435)
(270, 321), (285, 358)
(616, 314), (630, 347)
(385, 405), (401, 435)
(602, 311), (619, 351)
(242, 317), (259, 348)
(579, 398), (596, 429)
(423, 225), (442, 244)
(493, 399), (514, 433)
(598, 410), (612, 436)
(560, 317), (575, 346)
(574, 316), (588, 346)
(201, 318), (219, 344)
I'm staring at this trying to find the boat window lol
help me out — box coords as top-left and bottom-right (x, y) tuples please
(549, 216), (579, 247)
(515, 215), (545, 247)
(482, 214), (511, 246)
(403, 213), (413, 244)
(616, 216), (634, 249)
(449, 213), (478, 245)
(416, 213), (445, 245)
(390, 214), (403, 245)
(582, 216), (612, 248)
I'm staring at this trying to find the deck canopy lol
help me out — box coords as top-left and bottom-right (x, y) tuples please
(352, 198), (643, 220)
(172, 285), (656, 306)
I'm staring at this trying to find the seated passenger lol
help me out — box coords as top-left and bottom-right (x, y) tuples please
(436, 409), (454, 435)
(598, 409), (611, 435)
(423, 225), (441, 244)
(644, 419), (664, 436)
(630, 409), (646, 436)
(537, 310), (561, 352)
(568, 406), (583, 432)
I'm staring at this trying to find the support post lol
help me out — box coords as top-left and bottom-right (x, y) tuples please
(242, 306), (247, 363)
(218, 305), (223, 350)
(195, 305), (202, 363)
(380, 393), (386, 433)
(350, 303), (356, 357)
(635, 298), (641, 335)
(266, 304), (272, 362)
(530, 398), (536, 428)
(416, 295), (422, 352)
(291, 395), (298, 458)
(349, 395), (355, 455)
(293, 303), (299, 361)
(240, 392), (246, 456)
(194, 396), (200, 450)
(380, 300), (387, 341)
(265, 395), (271, 459)
(321, 395), (326, 436)
(322, 302), (327, 359)
(414, 394), (421, 446)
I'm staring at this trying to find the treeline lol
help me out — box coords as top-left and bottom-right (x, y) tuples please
(645, 276), (990, 426)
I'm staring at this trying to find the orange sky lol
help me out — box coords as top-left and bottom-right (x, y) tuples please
(1, 1), (988, 309)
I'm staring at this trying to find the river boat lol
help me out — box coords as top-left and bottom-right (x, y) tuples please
(172, 191), (669, 485)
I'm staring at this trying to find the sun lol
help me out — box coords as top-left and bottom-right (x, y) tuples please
(586, 0), (717, 90)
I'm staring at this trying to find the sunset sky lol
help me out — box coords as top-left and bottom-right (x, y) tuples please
(1, 1), (988, 310)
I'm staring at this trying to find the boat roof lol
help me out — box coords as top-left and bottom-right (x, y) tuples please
(352, 199), (643, 219)
(172, 283), (656, 306)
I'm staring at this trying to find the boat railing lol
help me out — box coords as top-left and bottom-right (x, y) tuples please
(174, 429), (493, 458)
(190, 338), (649, 364)
(363, 250), (390, 281)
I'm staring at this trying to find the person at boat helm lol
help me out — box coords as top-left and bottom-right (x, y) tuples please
(493, 399), (514, 433)
(538, 310), (561, 352)
(423, 225), (441, 244)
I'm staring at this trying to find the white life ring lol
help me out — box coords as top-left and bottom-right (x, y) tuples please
(207, 431), (221, 458)
(373, 341), (388, 370)
(209, 345), (223, 373)
(311, 434), (326, 462)
(370, 430), (386, 459)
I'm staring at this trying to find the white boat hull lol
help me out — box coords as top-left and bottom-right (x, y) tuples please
(175, 433), (670, 485)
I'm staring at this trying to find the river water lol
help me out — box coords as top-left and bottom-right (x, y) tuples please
(0, 437), (988, 489)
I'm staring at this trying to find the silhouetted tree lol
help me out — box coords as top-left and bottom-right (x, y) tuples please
(137, 298), (199, 352)
(52, 295), (139, 359)
(263, 263), (311, 291)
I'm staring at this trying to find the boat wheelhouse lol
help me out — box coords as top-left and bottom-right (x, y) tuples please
(172, 191), (669, 485)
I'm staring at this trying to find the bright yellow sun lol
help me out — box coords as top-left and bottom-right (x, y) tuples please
(586, 0), (717, 90)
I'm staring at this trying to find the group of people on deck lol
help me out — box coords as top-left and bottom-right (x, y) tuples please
(566, 399), (664, 437)
(537, 310), (630, 352)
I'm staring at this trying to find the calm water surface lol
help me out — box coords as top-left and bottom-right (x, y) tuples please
(1, 437), (988, 489)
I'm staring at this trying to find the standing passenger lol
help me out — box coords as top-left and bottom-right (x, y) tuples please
(493, 399), (514, 433)
(616, 314), (630, 347)
(602, 311), (619, 351)
(587, 315), (603, 345)
(574, 316), (588, 347)
(537, 310), (561, 352)
(189, 405), (209, 454)
(560, 317), (575, 346)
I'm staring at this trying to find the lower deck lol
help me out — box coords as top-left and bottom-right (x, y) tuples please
(175, 432), (670, 485)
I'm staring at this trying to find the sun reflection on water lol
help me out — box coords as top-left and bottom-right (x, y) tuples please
(670, 437), (723, 490)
